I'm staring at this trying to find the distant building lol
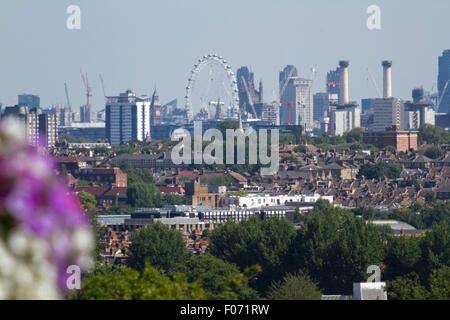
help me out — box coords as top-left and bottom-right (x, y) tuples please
(45, 106), (71, 127)
(361, 98), (376, 114)
(404, 88), (435, 129)
(2, 105), (57, 149)
(77, 167), (127, 188)
(18, 94), (40, 109)
(279, 65), (313, 129)
(330, 104), (360, 136)
(438, 49), (450, 113)
(97, 109), (106, 122)
(326, 67), (340, 98)
(58, 122), (106, 140)
(150, 89), (162, 125)
(105, 90), (151, 146)
(184, 178), (224, 208)
(372, 98), (405, 131)
(237, 66), (263, 116)
(80, 105), (90, 123)
(221, 193), (333, 209)
(313, 92), (328, 122)
(363, 125), (418, 152)
(72, 111), (81, 122)
(254, 102), (279, 125)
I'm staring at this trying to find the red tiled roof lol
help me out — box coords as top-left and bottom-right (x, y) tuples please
(158, 186), (185, 194)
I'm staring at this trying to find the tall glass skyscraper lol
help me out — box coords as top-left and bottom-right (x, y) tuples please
(438, 50), (450, 113)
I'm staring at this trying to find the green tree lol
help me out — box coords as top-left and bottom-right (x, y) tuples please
(78, 190), (97, 211)
(175, 254), (259, 300)
(357, 162), (401, 180)
(383, 235), (422, 280)
(424, 146), (444, 159)
(386, 272), (429, 300)
(127, 222), (186, 273)
(124, 168), (155, 185)
(428, 267), (450, 299)
(209, 217), (296, 294)
(344, 127), (364, 143)
(293, 200), (386, 294)
(127, 181), (161, 207)
(267, 271), (322, 300)
(417, 222), (450, 281)
(74, 264), (206, 300)
(418, 123), (450, 145)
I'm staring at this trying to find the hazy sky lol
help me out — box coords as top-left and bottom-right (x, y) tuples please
(0, 0), (449, 113)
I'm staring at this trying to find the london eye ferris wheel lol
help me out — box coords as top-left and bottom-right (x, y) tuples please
(184, 54), (240, 121)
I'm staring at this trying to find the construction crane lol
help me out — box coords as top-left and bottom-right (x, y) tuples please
(99, 74), (107, 102)
(64, 82), (72, 109)
(366, 67), (382, 98)
(80, 68), (92, 122)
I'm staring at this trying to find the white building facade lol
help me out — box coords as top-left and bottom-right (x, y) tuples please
(220, 193), (333, 209)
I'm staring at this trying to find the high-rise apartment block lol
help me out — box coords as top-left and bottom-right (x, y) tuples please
(2, 106), (57, 149)
(105, 90), (151, 146)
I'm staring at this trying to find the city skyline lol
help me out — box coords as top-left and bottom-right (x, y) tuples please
(0, 0), (449, 112)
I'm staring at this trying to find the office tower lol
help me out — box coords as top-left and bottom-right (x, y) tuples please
(279, 65), (313, 129)
(372, 98), (404, 131)
(105, 89), (151, 146)
(237, 66), (263, 116)
(438, 50), (450, 113)
(18, 94), (40, 109)
(150, 89), (162, 125)
(313, 92), (329, 122)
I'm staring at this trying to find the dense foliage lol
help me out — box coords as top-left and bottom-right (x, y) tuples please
(127, 222), (186, 273)
(357, 161), (402, 179)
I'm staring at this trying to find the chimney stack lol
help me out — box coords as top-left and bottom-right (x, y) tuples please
(382, 60), (392, 98)
(339, 60), (349, 105)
